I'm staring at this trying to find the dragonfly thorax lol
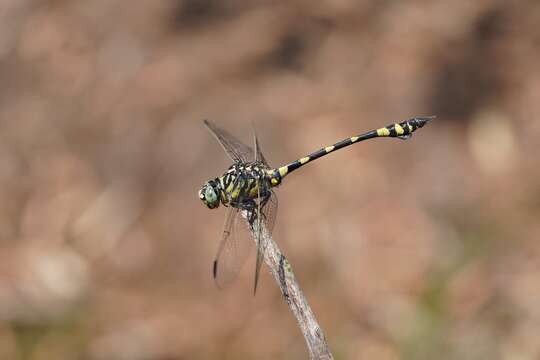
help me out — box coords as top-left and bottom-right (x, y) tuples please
(199, 162), (273, 210)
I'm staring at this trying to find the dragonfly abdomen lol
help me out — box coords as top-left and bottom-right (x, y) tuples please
(267, 116), (434, 185)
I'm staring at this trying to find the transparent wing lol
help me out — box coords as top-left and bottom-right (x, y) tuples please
(204, 120), (254, 163)
(252, 121), (270, 166)
(213, 207), (253, 289)
(214, 189), (279, 292)
(253, 184), (264, 294)
(263, 190), (278, 235)
(252, 188), (278, 294)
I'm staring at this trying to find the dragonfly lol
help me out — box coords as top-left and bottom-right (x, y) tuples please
(199, 116), (434, 294)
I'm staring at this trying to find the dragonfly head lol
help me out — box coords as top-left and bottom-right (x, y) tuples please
(199, 179), (221, 209)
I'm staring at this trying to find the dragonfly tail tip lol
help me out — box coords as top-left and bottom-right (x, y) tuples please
(419, 115), (437, 123)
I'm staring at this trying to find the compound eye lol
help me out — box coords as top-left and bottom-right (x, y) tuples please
(205, 186), (217, 202)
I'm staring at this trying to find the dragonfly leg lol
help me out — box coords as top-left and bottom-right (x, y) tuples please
(242, 190), (271, 226)
(258, 192), (271, 222)
(241, 200), (258, 225)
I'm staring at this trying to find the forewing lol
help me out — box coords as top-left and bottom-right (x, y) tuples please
(263, 190), (278, 236)
(253, 183), (265, 294)
(251, 121), (270, 166)
(213, 207), (253, 289)
(252, 186), (278, 293)
(204, 120), (254, 163)
(256, 134), (270, 166)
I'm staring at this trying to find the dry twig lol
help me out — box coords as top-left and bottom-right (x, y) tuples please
(245, 211), (334, 360)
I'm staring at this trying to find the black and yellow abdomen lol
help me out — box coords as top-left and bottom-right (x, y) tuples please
(266, 116), (434, 186)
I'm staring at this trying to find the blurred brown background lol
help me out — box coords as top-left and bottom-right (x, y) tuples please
(0, 1), (539, 359)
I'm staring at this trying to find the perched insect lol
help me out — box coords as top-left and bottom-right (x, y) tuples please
(199, 116), (434, 294)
